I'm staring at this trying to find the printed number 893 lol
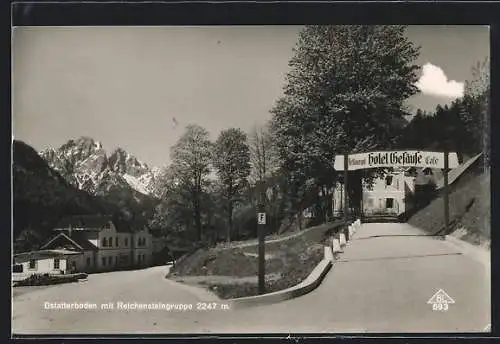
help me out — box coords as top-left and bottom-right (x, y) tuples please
(432, 303), (448, 311)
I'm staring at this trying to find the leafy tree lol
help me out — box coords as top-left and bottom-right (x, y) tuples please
(148, 166), (191, 242)
(463, 57), (490, 165)
(170, 124), (213, 241)
(213, 128), (251, 242)
(200, 179), (227, 244)
(271, 25), (421, 216)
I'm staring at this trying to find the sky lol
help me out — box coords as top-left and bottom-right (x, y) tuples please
(12, 25), (490, 168)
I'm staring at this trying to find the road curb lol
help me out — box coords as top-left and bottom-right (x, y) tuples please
(444, 235), (490, 269)
(227, 218), (362, 309)
(227, 259), (332, 309)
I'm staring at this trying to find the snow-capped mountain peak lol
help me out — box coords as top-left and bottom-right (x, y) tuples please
(122, 174), (150, 195)
(39, 137), (167, 198)
(108, 147), (150, 177)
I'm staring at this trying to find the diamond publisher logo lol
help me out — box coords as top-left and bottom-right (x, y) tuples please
(427, 289), (455, 311)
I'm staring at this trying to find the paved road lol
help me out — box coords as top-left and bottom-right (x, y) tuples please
(200, 223), (490, 333)
(12, 223), (490, 334)
(12, 266), (219, 334)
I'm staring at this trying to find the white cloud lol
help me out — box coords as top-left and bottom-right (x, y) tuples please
(415, 63), (464, 99)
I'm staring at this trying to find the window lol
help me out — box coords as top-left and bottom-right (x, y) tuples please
(138, 238), (142, 247)
(366, 198), (374, 207)
(54, 258), (60, 270)
(108, 237), (113, 247)
(116, 256), (119, 265)
(385, 176), (393, 186)
(108, 256), (113, 265)
(102, 257), (106, 266)
(102, 238), (107, 247)
(386, 198), (394, 208)
(115, 237), (119, 247)
(124, 238), (128, 247)
(104, 222), (111, 229)
(86, 257), (91, 267)
(29, 259), (36, 269)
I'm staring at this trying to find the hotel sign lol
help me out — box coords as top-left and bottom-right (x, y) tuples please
(334, 151), (459, 171)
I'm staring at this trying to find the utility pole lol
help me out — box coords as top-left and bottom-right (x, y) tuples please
(443, 151), (450, 236)
(257, 181), (266, 294)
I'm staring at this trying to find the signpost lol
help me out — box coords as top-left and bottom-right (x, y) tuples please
(333, 150), (459, 236)
(257, 182), (266, 295)
(258, 213), (266, 225)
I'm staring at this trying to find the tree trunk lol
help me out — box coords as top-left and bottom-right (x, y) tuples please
(227, 200), (233, 243)
(194, 196), (202, 242)
(322, 186), (328, 222)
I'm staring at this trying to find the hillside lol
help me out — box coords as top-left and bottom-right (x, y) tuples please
(407, 169), (490, 247)
(168, 221), (343, 299)
(13, 140), (110, 252)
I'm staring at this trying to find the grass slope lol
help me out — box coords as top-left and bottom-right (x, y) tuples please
(408, 170), (490, 247)
(168, 221), (344, 299)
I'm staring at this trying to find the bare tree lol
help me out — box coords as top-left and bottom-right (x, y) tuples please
(248, 123), (279, 186)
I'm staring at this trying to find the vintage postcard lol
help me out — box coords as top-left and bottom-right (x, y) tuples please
(12, 24), (490, 334)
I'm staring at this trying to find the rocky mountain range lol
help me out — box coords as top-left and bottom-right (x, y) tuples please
(13, 138), (171, 252)
(39, 137), (166, 199)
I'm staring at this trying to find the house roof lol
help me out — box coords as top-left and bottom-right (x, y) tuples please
(54, 214), (132, 233)
(14, 249), (82, 263)
(412, 153), (483, 188)
(41, 232), (99, 252)
(435, 153), (483, 190)
(67, 231), (100, 251)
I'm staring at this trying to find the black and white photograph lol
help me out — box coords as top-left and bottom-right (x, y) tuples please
(12, 25), (490, 334)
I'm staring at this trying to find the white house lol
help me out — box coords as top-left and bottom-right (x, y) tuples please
(13, 249), (83, 281)
(15, 215), (154, 275)
(332, 169), (416, 217)
(361, 171), (415, 216)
